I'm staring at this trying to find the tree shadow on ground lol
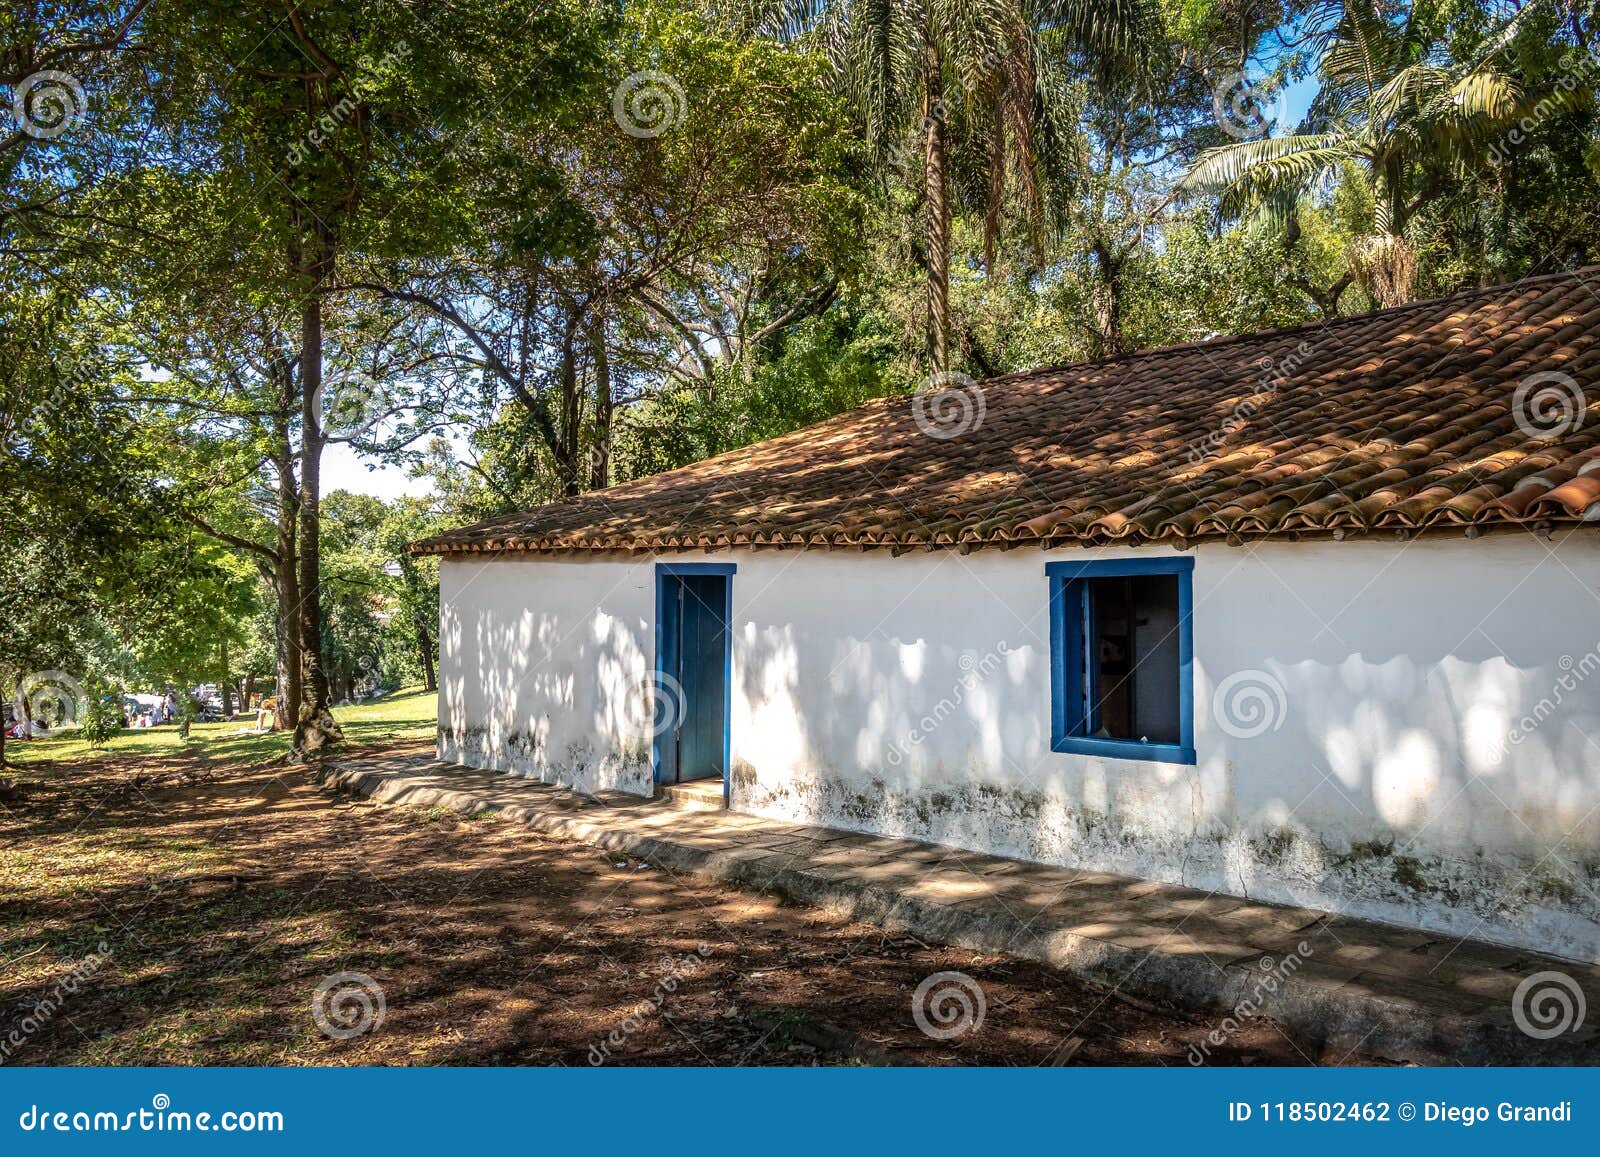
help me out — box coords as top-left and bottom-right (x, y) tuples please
(0, 742), (1350, 1067)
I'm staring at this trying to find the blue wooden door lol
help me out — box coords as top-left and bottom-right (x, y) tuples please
(675, 575), (727, 782)
(656, 570), (729, 785)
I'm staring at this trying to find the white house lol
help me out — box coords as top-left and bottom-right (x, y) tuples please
(415, 268), (1600, 962)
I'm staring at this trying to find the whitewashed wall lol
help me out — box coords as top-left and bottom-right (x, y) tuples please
(438, 533), (1600, 960)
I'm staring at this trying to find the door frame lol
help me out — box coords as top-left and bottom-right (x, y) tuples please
(653, 562), (735, 803)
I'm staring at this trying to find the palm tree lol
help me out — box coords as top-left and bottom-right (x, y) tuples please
(750, 0), (1148, 372)
(1181, 0), (1573, 308)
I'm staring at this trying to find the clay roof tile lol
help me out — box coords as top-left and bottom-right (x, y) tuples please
(415, 267), (1600, 556)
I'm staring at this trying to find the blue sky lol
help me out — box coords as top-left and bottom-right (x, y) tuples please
(324, 438), (437, 499)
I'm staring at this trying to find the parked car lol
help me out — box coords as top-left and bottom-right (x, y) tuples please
(192, 685), (227, 722)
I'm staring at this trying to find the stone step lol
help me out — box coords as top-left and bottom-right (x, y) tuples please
(656, 778), (726, 812)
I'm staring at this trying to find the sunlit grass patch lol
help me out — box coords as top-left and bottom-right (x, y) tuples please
(4, 686), (438, 770)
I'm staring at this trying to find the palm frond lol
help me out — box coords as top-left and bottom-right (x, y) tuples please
(1028, 0), (1157, 77)
(1321, 0), (1400, 106)
(1368, 63), (1447, 127)
(1445, 70), (1524, 121)
(734, 0), (830, 40)
(1246, 186), (1303, 235)
(1180, 133), (1351, 196)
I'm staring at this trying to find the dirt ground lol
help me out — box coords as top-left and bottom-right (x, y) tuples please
(0, 740), (1348, 1066)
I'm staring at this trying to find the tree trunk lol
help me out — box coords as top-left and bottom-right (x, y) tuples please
(984, 96), (1005, 274)
(589, 314), (612, 490)
(273, 579), (298, 730)
(216, 639), (233, 719)
(558, 309), (583, 496)
(417, 618), (437, 693)
(922, 40), (951, 376)
(1091, 245), (1126, 358)
(293, 228), (344, 754)
(1352, 168), (1416, 308)
(272, 388), (303, 734)
(0, 682), (15, 766)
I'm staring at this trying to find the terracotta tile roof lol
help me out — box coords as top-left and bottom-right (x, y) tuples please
(414, 267), (1600, 556)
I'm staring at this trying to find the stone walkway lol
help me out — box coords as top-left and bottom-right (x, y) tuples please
(320, 753), (1600, 1065)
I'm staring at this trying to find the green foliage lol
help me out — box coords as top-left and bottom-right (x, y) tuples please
(6, 0), (1600, 716)
(1181, 0), (1596, 306)
(614, 309), (909, 479)
(126, 543), (259, 687)
(312, 492), (444, 697)
(1119, 213), (1338, 341)
(0, 285), (173, 705)
(76, 678), (124, 750)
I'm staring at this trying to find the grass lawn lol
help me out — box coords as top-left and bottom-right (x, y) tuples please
(3, 686), (438, 770)
(0, 684), (1325, 1067)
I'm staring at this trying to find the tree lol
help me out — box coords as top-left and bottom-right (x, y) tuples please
(1180, 0), (1586, 307)
(0, 289), (163, 766)
(363, 2), (860, 502)
(374, 500), (442, 694)
(121, 243), (458, 729)
(1, 0), (152, 214)
(752, 0), (1150, 372)
(133, 0), (597, 751)
(125, 542), (259, 709)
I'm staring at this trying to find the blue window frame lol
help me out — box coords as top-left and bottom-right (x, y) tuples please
(1047, 556), (1195, 764)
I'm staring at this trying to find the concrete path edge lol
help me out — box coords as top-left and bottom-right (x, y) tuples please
(317, 762), (1590, 1066)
